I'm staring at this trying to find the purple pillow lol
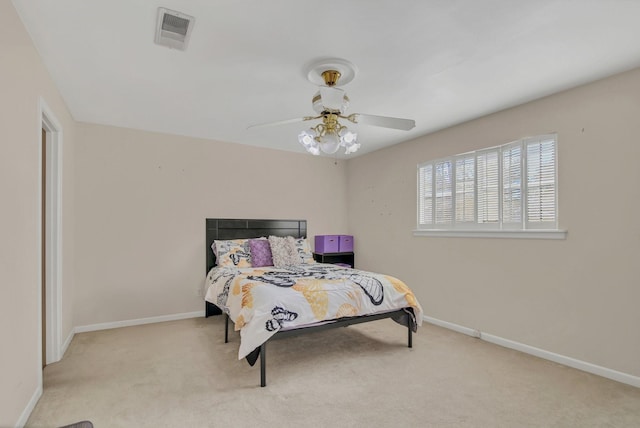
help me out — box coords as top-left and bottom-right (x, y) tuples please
(249, 239), (273, 267)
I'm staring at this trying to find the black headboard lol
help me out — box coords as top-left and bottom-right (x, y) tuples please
(206, 218), (307, 272)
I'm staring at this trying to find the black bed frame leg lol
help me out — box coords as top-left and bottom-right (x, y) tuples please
(260, 343), (266, 387)
(408, 320), (413, 348)
(224, 314), (229, 344)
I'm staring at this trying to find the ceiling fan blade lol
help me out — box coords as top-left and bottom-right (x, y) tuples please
(350, 113), (415, 131)
(247, 116), (316, 130)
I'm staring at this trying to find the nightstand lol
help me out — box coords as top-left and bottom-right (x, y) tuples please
(313, 252), (355, 268)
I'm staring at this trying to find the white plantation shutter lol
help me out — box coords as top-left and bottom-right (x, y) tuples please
(502, 143), (522, 226)
(477, 149), (499, 225)
(525, 137), (557, 228)
(434, 160), (453, 224)
(418, 163), (433, 226)
(416, 134), (557, 232)
(455, 155), (475, 224)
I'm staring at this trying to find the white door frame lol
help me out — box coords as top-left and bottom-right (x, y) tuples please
(38, 97), (63, 365)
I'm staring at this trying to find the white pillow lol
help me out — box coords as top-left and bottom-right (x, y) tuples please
(268, 236), (301, 268)
(295, 237), (316, 264)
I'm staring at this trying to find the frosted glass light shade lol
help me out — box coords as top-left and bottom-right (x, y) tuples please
(298, 129), (320, 155)
(340, 130), (357, 144)
(340, 129), (359, 154)
(320, 132), (340, 154)
(298, 129), (315, 146)
(344, 141), (361, 154)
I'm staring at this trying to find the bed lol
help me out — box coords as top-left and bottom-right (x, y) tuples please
(204, 218), (423, 386)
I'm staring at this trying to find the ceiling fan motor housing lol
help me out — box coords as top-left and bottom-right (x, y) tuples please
(312, 86), (350, 114)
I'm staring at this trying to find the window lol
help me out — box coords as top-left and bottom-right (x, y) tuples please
(416, 134), (564, 238)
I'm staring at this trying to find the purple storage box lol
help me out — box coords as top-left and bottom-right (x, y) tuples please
(315, 235), (340, 253)
(338, 235), (354, 252)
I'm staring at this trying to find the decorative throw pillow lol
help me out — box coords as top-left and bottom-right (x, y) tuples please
(249, 238), (273, 267)
(215, 239), (252, 268)
(268, 236), (301, 268)
(295, 238), (316, 264)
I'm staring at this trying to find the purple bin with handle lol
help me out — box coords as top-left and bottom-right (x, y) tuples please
(315, 235), (340, 253)
(338, 235), (354, 252)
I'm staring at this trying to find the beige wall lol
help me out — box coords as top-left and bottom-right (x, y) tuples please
(0, 1), (76, 426)
(73, 123), (348, 326)
(347, 67), (640, 377)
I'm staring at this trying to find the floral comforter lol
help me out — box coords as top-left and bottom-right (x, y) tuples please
(204, 263), (423, 360)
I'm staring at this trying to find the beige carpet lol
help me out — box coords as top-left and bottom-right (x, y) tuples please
(27, 316), (640, 427)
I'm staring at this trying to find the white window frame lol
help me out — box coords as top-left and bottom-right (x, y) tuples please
(414, 134), (566, 239)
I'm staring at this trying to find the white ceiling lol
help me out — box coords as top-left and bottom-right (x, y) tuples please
(12, 0), (640, 157)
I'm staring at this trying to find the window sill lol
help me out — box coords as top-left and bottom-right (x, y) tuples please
(412, 229), (567, 240)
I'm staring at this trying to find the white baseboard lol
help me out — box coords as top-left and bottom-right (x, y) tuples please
(424, 315), (480, 337)
(15, 384), (42, 428)
(423, 315), (640, 389)
(60, 329), (74, 359)
(75, 310), (205, 333)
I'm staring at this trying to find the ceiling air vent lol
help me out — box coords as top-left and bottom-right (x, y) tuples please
(154, 7), (195, 51)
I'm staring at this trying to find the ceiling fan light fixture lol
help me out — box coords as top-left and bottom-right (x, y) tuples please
(298, 130), (320, 155)
(298, 117), (360, 156)
(340, 129), (357, 144)
(340, 129), (359, 154)
(344, 141), (361, 154)
(320, 131), (341, 154)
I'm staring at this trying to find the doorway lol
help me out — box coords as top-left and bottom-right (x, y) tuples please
(41, 128), (46, 368)
(40, 98), (62, 367)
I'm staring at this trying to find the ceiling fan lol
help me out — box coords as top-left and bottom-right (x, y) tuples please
(248, 58), (416, 155)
